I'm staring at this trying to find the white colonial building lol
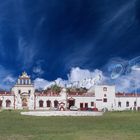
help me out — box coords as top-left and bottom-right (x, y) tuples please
(0, 72), (139, 111)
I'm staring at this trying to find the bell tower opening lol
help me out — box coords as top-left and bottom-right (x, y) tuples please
(17, 72), (31, 85)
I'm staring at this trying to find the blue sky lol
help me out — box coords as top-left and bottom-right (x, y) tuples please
(0, 0), (140, 91)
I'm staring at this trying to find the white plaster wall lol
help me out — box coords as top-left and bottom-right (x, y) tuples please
(28, 93), (35, 110)
(2, 84), (140, 112)
(35, 89), (67, 110)
(114, 97), (138, 111)
(94, 85), (116, 111)
(12, 85), (35, 109)
(68, 96), (95, 109)
(35, 96), (66, 110)
(0, 95), (14, 109)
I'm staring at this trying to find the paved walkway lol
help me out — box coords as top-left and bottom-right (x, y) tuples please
(21, 111), (103, 116)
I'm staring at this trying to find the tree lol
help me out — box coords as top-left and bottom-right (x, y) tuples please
(50, 84), (61, 93)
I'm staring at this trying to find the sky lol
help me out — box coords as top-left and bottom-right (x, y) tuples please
(0, 0), (140, 92)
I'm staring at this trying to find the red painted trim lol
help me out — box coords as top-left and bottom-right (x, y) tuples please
(68, 95), (94, 97)
(0, 94), (14, 96)
(115, 95), (140, 98)
(35, 94), (61, 97)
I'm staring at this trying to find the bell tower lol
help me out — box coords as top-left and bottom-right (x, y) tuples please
(12, 72), (35, 110)
(17, 71), (32, 85)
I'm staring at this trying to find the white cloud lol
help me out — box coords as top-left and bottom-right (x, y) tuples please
(0, 64), (129, 93)
(106, 56), (140, 92)
(0, 65), (16, 90)
(114, 70), (140, 93)
(33, 66), (44, 75)
(34, 77), (68, 90)
(52, 78), (67, 88)
(68, 67), (104, 82)
(34, 67), (105, 90)
(3, 75), (15, 83)
(67, 67), (105, 89)
(33, 61), (140, 93)
(34, 78), (49, 90)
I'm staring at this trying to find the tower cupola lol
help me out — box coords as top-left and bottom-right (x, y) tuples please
(17, 72), (32, 85)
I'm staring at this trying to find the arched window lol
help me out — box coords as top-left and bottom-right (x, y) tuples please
(22, 79), (24, 84)
(23, 79), (26, 85)
(126, 101), (129, 107)
(39, 100), (44, 108)
(27, 80), (29, 85)
(54, 100), (58, 108)
(118, 101), (121, 107)
(47, 100), (51, 107)
(0, 100), (2, 108)
(134, 101), (137, 107)
(18, 90), (21, 94)
(6, 100), (11, 107)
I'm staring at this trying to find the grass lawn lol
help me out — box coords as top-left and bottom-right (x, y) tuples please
(0, 110), (140, 140)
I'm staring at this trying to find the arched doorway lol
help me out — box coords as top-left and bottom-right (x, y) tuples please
(22, 98), (28, 108)
(6, 100), (11, 108)
(54, 100), (58, 108)
(68, 98), (75, 109)
(20, 93), (29, 109)
(0, 100), (2, 108)
(46, 100), (51, 107)
(39, 100), (44, 108)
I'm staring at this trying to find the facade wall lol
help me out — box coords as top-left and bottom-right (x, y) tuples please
(0, 95), (14, 109)
(35, 89), (67, 110)
(35, 96), (65, 110)
(67, 96), (95, 109)
(1, 82), (140, 111)
(11, 85), (35, 110)
(94, 85), (116, 111)
(114, 97), (140, 111)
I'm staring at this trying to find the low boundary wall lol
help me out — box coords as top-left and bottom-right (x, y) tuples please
(21, 111), (103, 116)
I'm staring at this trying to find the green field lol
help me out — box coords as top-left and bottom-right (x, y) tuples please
(0, 110), (140, 140)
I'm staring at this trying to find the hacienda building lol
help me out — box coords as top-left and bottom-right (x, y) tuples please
(0, 72), (139, 111)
